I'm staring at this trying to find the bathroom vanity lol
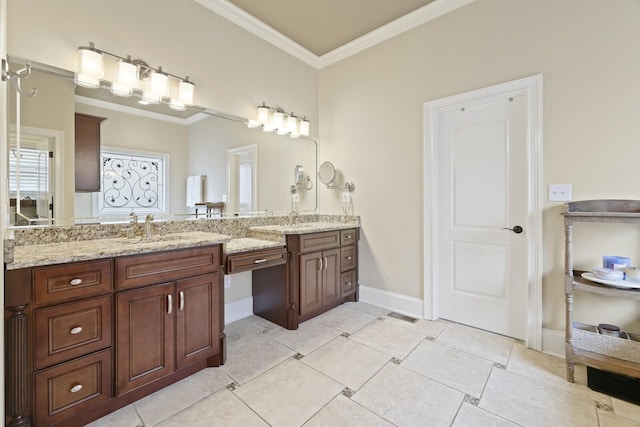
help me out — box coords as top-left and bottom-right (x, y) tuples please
(4, 233), (229, 426)
(4, 217), (359, 426)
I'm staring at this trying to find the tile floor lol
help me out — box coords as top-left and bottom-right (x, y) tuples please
(87, 302), (640, 426)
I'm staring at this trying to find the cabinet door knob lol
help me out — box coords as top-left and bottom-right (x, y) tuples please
(167, 294), (173, 314)
(69, 278), (83, 286)
(70, 384), (83, 393)
(179, 291), (185, 311)
(346, 256), (352, 260)
(70, 326), (83, 335)
(346, 282), (352, 287)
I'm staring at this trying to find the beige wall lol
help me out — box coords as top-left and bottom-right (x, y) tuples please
(318, 0), (640, 332)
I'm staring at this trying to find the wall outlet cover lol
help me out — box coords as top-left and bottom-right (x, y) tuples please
(342, 192), (352, 202)
(548, 184), (572, 202)
(292, 193), (300, 203)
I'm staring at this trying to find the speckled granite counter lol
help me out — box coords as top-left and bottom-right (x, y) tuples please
(4, 215), (360, 270)
(248, 221), (360, 244)
(225, 238), (285, 254)
(6, 231), (232, 270)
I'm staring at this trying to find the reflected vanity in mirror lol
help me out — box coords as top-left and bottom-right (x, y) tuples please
(6, 57), (317, 227)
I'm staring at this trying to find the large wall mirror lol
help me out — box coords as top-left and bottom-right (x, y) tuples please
(6, 58), (317, 227)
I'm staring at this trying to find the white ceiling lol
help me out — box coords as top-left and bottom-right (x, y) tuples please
(194, 0), (474, 69)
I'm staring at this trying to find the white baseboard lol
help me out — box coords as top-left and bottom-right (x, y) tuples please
(359, 285), (424, 319)
(225, 296), (253, 325)
(542, 328), (565, 358)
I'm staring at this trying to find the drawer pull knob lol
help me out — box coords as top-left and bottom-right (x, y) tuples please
(346, 256), (352, 260)
(70, 326), (83, 335)
(69, 278), (83, 286)
(346, 235), (352, 239)
(346, 282), (352, 287)
(254, 258), (268, 264)
(70, 384), (83, 393)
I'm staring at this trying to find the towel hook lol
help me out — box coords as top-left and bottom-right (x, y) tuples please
(2, 58), (37, 97)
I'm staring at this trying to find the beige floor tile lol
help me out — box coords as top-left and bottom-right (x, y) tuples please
(302, 336), (391, 390)
(507, 344), (611, 404)
(343, 301), (391, 317)
(612, 398), (640, 422)
(269, 320), (342, 355)
(84, 404), (142, 427)
(479, 368), (599, 427)
(436, 323), (514, 365)
(234, 358), (344, 427)
(303, 394), (394, 426)
(133, 367), (233, 425)
(350, 319), (425, 359)
(222, 339), (295, 384)
(225, 315), (278, 346)
(598, 409), (640, 427)
(353, 363), (464, 426)
(310, 305), (378, 334)
(157, 388), (268, 427)
(452, 403), (521, 427)
(402, 339), (493, 398)
(383, 316), (449, 338)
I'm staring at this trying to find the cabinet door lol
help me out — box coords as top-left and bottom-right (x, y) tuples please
(322, 248), (341, 306)
(299, 252), (322, 316)
(116, 282), (175, 395)
(75, 113), (106, 192)
(176, 273), (220, 369)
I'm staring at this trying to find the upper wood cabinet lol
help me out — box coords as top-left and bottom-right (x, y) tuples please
(75, 113), (106, 192)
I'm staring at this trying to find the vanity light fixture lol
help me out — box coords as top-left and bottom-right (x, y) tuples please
(74, 42), (196, 109)
(249, 102), (311, 138)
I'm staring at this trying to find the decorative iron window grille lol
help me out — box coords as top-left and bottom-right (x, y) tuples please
(98, 149), (166, 215)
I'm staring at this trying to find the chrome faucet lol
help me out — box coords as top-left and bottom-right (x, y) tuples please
(144, 214), (154, 238)
(288, 209), (298, 226)
(127, 212), (139, 239)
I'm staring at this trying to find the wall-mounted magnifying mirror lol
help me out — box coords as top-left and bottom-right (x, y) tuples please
(318, 161), (336, 189)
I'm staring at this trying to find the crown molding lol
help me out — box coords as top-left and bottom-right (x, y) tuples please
(193, 0), (321, 68)
(319, 0), (475, 68)
(194, 0), (474, 70)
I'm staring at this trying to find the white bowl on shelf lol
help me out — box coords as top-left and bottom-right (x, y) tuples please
(592, 267), (624, 281)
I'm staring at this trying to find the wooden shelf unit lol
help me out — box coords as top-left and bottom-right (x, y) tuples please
(563, 199), (640, 382)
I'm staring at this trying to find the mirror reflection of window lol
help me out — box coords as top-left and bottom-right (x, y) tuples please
(8, 130), (54, 226)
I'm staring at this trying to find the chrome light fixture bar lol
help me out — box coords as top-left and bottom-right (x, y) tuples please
(75, 42), (195, 111)
(248, 102), (311, 138)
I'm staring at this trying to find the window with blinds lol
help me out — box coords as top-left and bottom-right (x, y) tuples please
(9, 133), (53, 198)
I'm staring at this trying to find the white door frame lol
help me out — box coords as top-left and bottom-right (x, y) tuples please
(226, 144), (257, 214)
(423, 75), (543, 350)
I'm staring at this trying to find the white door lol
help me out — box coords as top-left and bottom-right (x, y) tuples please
(437, 95), (528, 340)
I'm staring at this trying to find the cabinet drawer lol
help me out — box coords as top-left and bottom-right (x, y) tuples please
(299, 231), (340, 253)
(340, 229), (357, 246)
(226, 247), (287, 274)
(341, 246), (356, 272)
(34, 295), (112, 370)
(116, 245), (220, 289)
(35, 349), (112, 426)
(341, 271), (356, 298)
(33, 259), (112, 306)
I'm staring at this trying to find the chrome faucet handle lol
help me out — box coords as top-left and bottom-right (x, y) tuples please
(129, 212), (138, 223)
(144, 214), (154, 238)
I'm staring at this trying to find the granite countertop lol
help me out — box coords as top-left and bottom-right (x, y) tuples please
(6, 231), (232, 270)
(248, 221), (359, 243)
(225, 238), (285, 255)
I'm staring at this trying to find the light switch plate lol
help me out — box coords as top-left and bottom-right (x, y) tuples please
(549, 184), (572, 202)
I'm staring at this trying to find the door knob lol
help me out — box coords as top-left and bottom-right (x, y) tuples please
(503, 225), (523, 234)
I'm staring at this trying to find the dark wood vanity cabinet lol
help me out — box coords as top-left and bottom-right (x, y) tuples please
(4, 245), (224, 427)
(75, 113), (106, 192)
(287, 228), (359, 328)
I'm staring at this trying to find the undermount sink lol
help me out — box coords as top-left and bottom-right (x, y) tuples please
(120, 233), (192, 244)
